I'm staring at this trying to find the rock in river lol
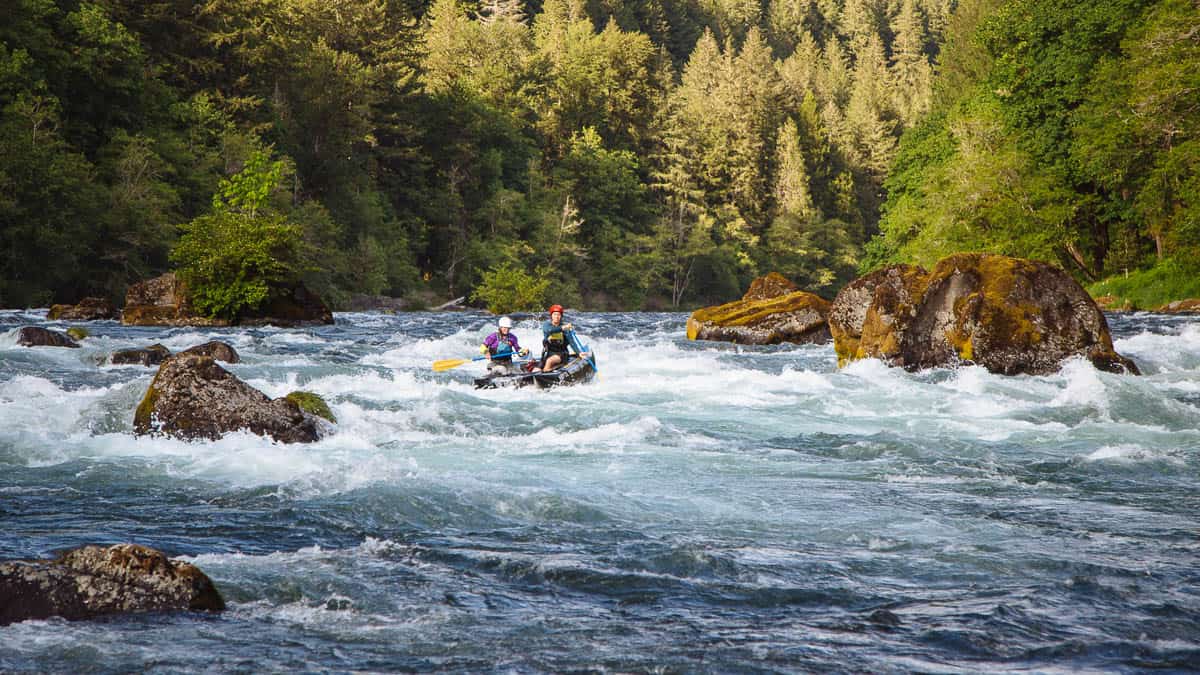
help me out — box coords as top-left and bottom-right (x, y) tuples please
(687, 273), (831, 345)
(15, 326), (80, 348)
(46, 297), (120, 321)
(109, 343), (171, 366)
(0, 543), (224, 625)
(179, 340), (240, 364)
(134, 354), (323, 443)
(831, 253), (1139, 376)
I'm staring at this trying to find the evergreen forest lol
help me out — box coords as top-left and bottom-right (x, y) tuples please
(1, 0), (1196, 311)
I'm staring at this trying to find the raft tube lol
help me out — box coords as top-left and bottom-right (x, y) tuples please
(474, 354), (597, 389)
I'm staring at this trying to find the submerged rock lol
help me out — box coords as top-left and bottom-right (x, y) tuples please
(832, 254), (1139, 376)
(134, 354), (322, 443)
(0, 543), (224, 625)
(687, 273), (831, 345)
(15, 326), (80, 348)
(179, 340), (240, 364)
(46, 297), (119, 321)
(110, 344), (171, 366)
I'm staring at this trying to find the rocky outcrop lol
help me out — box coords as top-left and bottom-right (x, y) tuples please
(122, 273), (333, 327)
(828, 264), (928, 368)
(344, 294), (409, 313)
(15, 326), (80, 348)
(110, 344), (171, 366)
(1157, 299), (1200, 314)
(134, 354), (322, 443)
(179, 340), (240, 364)
(687, 273), (831, 345)
(0, 543), (224, 625)
(121, 273), (228, 327)
(46, 297), (119, 321)
(831, 254), (1139, 376)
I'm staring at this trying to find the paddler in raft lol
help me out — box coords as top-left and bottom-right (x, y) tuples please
(537, 304), (589, 372)
(480, 316), (529, 376)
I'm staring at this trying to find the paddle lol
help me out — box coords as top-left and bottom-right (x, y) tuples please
(432, 350), (530, 372)
(566, 329), (597, 373)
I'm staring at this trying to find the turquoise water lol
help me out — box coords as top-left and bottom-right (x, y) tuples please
(1, 310), (1198, 671)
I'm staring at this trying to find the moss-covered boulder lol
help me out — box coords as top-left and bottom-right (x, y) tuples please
(109, 344), (171, 366)
(832, 254), (1139, 376)
(15, 326), (80, 348)
(179, 340), (240, 364)
(46, 297), (119, 321)
(285, 391), (336, 424)
(686, 274), (831, 345)
(0, 543), (224, 625)
(65, 327), (89, 341)
(828, 264), (928, 368)
(134, 354), (322, 443)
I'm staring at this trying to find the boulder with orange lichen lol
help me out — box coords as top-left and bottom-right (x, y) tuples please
(687, 273), (830, 345)
(831, 254), (1139, 376)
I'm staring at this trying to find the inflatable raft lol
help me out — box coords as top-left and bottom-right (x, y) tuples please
(474, 354), (596, 389)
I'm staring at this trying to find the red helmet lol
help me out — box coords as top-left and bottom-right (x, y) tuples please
(547, 304), (564, 315)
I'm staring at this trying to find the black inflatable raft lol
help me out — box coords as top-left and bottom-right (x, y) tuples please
(474, 354), (596, 389)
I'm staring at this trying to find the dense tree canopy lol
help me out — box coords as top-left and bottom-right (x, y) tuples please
(2, 0), (1191, 310)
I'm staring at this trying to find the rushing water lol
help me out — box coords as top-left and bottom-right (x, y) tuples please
(1, 309), (1198, 672)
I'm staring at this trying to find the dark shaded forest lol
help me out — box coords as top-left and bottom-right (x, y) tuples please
(1, 0), (1195, 312)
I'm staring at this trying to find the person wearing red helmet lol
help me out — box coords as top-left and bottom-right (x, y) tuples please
(538, 304), (576, 371)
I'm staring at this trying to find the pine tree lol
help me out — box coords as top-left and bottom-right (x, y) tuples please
(889, 0), (933, 126)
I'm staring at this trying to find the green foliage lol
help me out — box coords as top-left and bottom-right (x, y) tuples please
(170, 152), (303, 320)
(1088, 258), (1200, 311)
(470, 262), (551, 314)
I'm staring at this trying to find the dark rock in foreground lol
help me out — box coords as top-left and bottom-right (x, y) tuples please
(831, 254), (1139, 376)
(179, 340), (240, 364)
(16, 326), (80, 348)
(134, 354), (322, 443)
(0, 543), (224, 625)
(687, 273), (831, 345)
(110, 344), (171, 366)
(46, 297), (119, 321)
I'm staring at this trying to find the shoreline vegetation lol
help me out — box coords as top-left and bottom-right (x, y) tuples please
(1, 1), (1197, 316)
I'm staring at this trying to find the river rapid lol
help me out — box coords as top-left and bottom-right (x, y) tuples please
(1, 309), (1198, 672)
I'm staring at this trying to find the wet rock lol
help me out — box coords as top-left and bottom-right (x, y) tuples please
(134, 354), (322, 443)
(0, 543), (224, 625)
(122, 273), (333, 327)
(687, 273), (831, 345)
(1157, 298), (1200, 314)
(15, 326), (80, 348)
(285, 391), (336, 424)
(65, 327), (89, 341)
(179, 340), (240, 364)
(110, 344), (171, 366)
(868, 609), (902, 627)
(828, 264), (928, 368)
(121, 273), (228, 327)
(833, 254), (1139, 376)
(46, 297), (119, 321)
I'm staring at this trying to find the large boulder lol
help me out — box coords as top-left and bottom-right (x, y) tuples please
(121, 273), (228, 327)
(15, 326), (80, 348)
(687, 273), (831, 345)
(0, 543), (224, 625)
(109, 344), (171, 366)
(134, 354), (322, 443)
(122, 273), (333, 327)
(832, 254), (1139, 376)
(828, 264), (928, 368)
(179, 340), (240, 363)
(47, 297), (120, 321)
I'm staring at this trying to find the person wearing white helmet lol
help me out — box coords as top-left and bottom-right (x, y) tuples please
(480, 316), (529, 376)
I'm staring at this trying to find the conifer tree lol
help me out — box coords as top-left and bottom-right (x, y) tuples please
(889, 0), (933, 125)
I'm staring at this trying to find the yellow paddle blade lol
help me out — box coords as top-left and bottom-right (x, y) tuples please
(431, 358), (470, 372)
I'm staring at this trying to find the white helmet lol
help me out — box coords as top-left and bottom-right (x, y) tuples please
(498, 316), (513, 329)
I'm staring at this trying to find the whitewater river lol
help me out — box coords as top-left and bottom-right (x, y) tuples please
(1, 309), (1198, 671)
